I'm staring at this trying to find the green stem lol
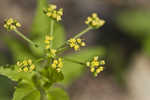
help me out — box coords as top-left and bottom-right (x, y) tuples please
(35, 58), (44, 64)
(14, 29), (38, 47)
(56, 45), (69, 54)
(74, 26), (92, 39)
(64, 57), (85, 65)
(40, 89), (47, 100)
(50, 20), (54, 48)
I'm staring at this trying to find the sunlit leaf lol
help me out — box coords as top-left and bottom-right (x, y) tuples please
(13, 82), (39, 100)
(0, 66), (34, 82)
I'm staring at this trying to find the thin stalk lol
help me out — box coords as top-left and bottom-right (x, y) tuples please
(40, 88), (47, 100)
(35, 58), (45, 64)
(14, 29), (38, 47)
(73, 26), (92, 39)
(56, 45), (69, 54)
(64, 57), (85, 65)
(50, 20), (54, 48)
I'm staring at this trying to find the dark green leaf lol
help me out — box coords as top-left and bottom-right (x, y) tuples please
(13, 82), (40, 100)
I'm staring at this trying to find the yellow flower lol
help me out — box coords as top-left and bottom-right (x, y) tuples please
(16, 59), (35, 72)
(46, 49), (57, 58)
(90, 67), (95, 72)
(30, 64), (35, 70)
(51, 58), (63, 72)
(4, 18), (21, 30)
(45, 35), (53, 41)
(94, 56), (99, 61)
(52, 63), (57, 68)
(23, 67), (29, 72)
(100, 60), (105, 65)
(86, 62), (90, 66)
(77, 38), (81, 43)
(56, 68), (61, 72)
(43, 4), (63, 21)
(81, 42), (86, 46)
(50, 49), (56, 57)
(74, 45), (80, 51)
(68, 38), (86, 51)
(86, 56), (105, 77)
(45, 35), (53, 49)
(28, 59), (32, 65)
(53, 59), (58, 64)
(49, 4), (57, 10)
(23, 60), (28, 66)
(17, 61), (22, 66)
(85, 13), (105, 29)
(16, 22), (21, 27)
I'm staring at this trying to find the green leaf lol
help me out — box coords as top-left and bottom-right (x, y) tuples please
(0, 66), (34, 82)
(0, 75), (14, 100)
(62, 47), (105, 86)
(22, 90), (40, 100)
(30, 0), (65, 55)
(2, 35), (34, 61)
(52, 23), (65, 48)
(116, 10), (150, 37)
(49, 67), (64, 83)
(13, 82), (40, 100)
(48, 88), (69, 100)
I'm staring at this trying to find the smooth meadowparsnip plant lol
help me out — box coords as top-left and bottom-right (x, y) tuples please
(1, 4), (105, 100)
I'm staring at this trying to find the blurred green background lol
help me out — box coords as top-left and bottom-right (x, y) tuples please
(0, 0), (150, 100)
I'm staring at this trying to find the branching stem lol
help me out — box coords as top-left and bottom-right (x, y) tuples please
(14, 29), (39, 48)
(50, 20), (54, 48)
(64, 57), (85, 65)
(73, 26), (92, 39)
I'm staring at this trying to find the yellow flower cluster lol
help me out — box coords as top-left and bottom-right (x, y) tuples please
(45, 35), (53, 49)
(86, 56), (105, 77)
(4, 18), (21, 30)
(46, 49), (57, 58)
(43, 4), (63, 21)
(85, 13), (105, 29)
(68, 38), (86, 51)
(17, 59), (35, 72)
(51, 58), (63, 72)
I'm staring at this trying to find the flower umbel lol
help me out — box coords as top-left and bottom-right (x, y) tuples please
(43, 4), (63, 21)
(68, 38), (86, 51)
(85, 13), (105, 29)
(46, 49), (57, 58)
(51, 58), (63, 72)
(17, 59), (35, 72)
(45, 35), (53, 49)
(4, 18), (21, 30)
(86, 56), (105, 77)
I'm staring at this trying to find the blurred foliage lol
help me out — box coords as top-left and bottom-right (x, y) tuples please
(117, 10), (150, 55)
